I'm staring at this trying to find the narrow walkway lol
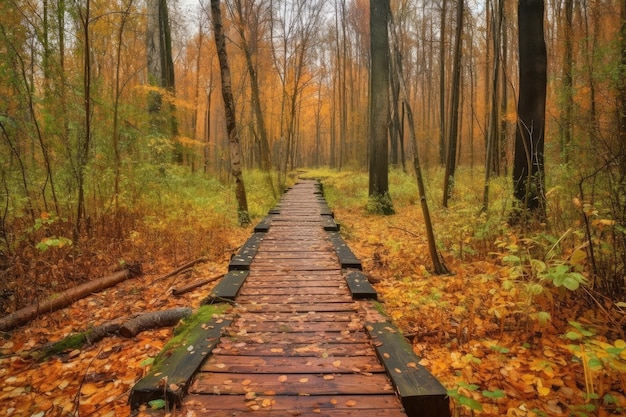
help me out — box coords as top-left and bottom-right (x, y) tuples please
(185, 181), (408, 416)
(131, 180), (449, 416)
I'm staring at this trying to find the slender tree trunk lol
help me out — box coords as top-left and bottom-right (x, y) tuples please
(512, 0), (547, 220)
(438, 0), (447, 166)
(232, 0), (276, 198)
(560, 0), (573, 163)
(442, 0), (464, 208)
(483, 0), (503, 212)
(389, 13), (450, 275)
(75, 0), (92, 240)
(211, 0), (250, 225)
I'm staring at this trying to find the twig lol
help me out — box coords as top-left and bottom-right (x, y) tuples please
(153, 257), (208, 283)
(388, 225), (419, 238)
(172, 274), (224, 296)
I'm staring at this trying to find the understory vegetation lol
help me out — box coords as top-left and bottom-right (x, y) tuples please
(1, 166), (625, 416)
(315, 167), (626, 417)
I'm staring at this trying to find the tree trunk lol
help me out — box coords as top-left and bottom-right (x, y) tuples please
(512, 0), (547, 220)
(438, 0), (447, 166)
(389, 13), (450, 275)
(368, 0), (393, 214)
(211, 0), (250, 225)
(482, 0), (503, 212)
(442, 0), (464, 208)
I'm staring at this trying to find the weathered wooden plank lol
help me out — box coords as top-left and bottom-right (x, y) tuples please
(226, 320), (354, 333)
(221, 330), (371, 344)
(242, 279), (345, 288)
(129, 316), (232, 410)
(253, 215), (274, 232)
(327, 232), (362, 270)
(235, 302), (359, 313)
(212, 342), (374, 357)
(229, 232), (264, 271)
(322, 216), (340, 231)
(238, 286), (348, 296)
(204, 271), (249, 303)
(365, 322), (451, 417)
(253, 251), (334, 260)
(190, 372), (394, 396)
(233, 311), (357, 322)
(183, 394), (406, 416)
(235, 294), (354, 304)
(344, 270), (378, 300)
(202, 355), (385, 373)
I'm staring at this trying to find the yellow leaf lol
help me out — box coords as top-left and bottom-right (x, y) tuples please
(278, 375), (288, 382)
(323, 375), (335, 380)
(345, 400), (357, 407)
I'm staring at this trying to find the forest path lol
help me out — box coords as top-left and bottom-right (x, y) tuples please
(136, 180), (449, 416)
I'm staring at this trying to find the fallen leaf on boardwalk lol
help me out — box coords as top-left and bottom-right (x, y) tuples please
(332, 360), (342, 367)
(271, 348), (284, 353)
(278, 375), (288, 382)
(330, 399), (338, 405)
(323, 375), (334, 380)
(407, 361), (417, 368)
(345, 400), (357, 407)
(245, 392), (257, 400)
(299, 378), (309, 383)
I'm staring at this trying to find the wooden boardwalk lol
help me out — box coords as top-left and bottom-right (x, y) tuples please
(131, 180), (449, 417)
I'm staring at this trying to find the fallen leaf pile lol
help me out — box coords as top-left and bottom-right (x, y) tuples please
(0, 253), (240, 417)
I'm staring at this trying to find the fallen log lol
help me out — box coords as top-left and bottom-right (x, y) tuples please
(171, 274), (224, 296)
(37, 307), (193, 360)
(119, 307), (192, 338)
(0, 263), (142, 332)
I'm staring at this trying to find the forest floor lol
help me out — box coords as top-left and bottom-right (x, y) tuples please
(1, 170), (625, 417)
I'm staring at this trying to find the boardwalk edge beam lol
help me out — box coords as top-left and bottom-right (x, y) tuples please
(129, 315), (232, 411)
(365, 321), (451, 417)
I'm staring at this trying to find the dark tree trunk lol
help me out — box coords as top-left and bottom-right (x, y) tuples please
(512, 0), (547, 220)
(368, 0), (393, 214)
(211, 0), (250, 225)
(442, 0), (464, 208)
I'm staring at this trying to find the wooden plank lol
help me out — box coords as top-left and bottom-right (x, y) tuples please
(204, 271), (249, 303)
(238, 286), (348, 296)
(365, 322), (451, 417)
(253, 251), (334, 260)
(183, 394), (406, 415)
(190, 372), (394, 396)
(202, 355), (385, 373)
(235, 294), (354, 304)
(221, 331), (371, 344)
(242, 279), (345, 288)
(233, 311), (357, 322)
(229, 232), (264, 271)
(129, 316), (232, 410)
(235, 302), (359, 313)
(344, 270), (378, 300)
(225, 320), (355, 333)
(327, 232), (362, 270)
(253, 215), (274, 232)
(212, 342), (374, 357)
(322, 216), (340, 231)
